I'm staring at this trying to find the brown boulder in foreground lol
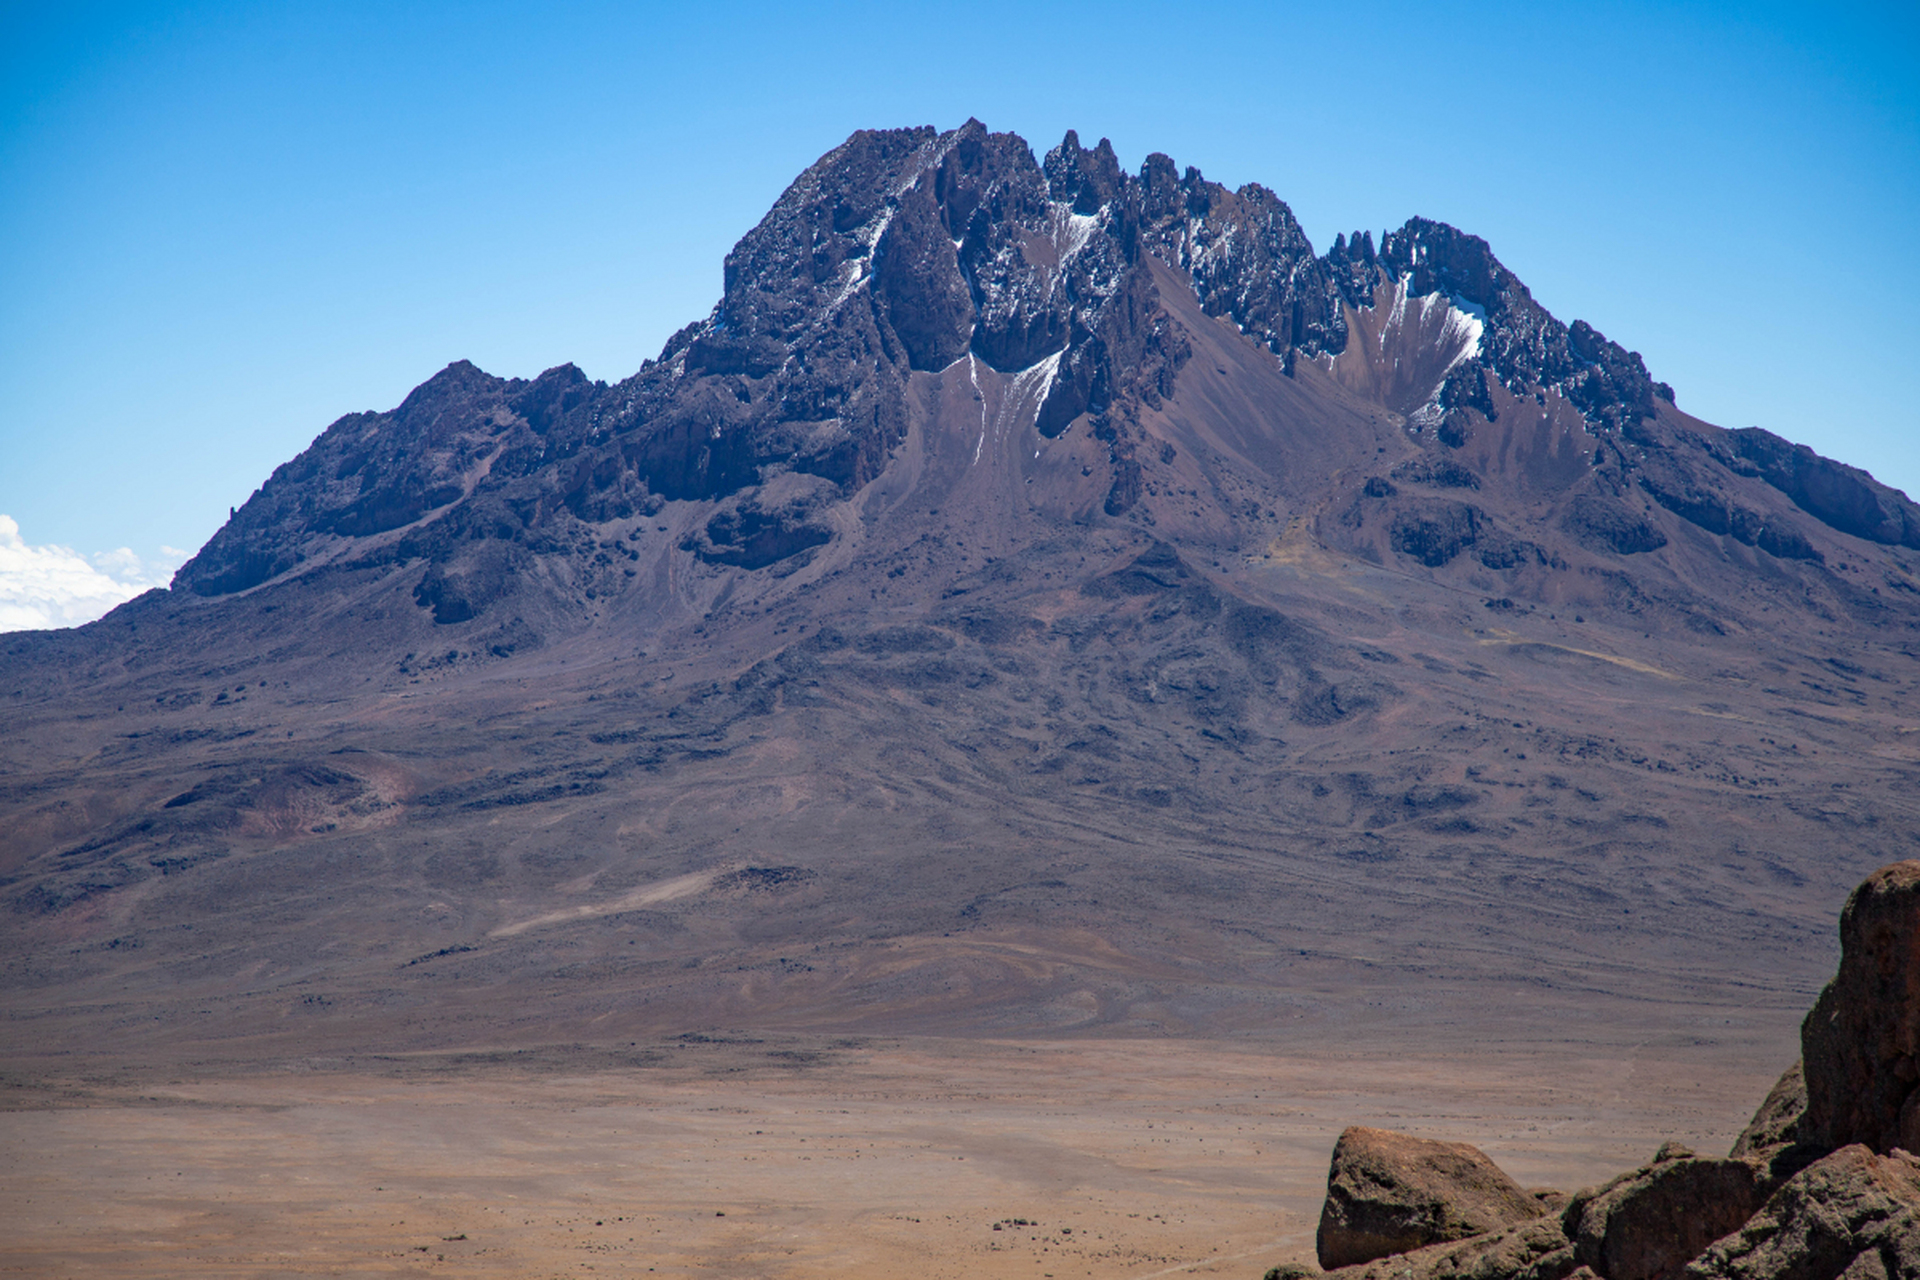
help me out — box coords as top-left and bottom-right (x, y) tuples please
(1561, 1141), (1763, 1280)
(1730, 1061), (1806, 1164)
(1318, 1215), (1575, 1280)
(1317, 1126), (1548, 1269)
(1277, 862), (1920, 1280)
(1686, 1144), (1920, 1278)
(1803, 860), (1920, 1154)
(1729, 1060), (1825, 1190)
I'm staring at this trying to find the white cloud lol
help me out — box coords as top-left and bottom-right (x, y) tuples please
(0, 514), (189, 633)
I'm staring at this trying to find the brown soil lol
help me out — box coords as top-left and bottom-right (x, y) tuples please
(1, 1036), (1781, 1279)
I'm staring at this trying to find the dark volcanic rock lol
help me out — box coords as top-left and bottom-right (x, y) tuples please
(1561, 1142), (1764, 1280)
(1628, 421), (1825, 562)
(413, 541), (533, 625)
(1140, 161), (1343, 358)
(684, 473), (841, 570)
(1389, 499), (1486, 568)
(1043, 129), (1123, 214)
(1381, 498), (1533, 571)
(1392, 458), (1482, 490)
(1803, 861), (1920, 1154)
(1732, 428), (1920, 550)
(1562, 495), (1668, 557)
(1686, 1145), (1920, 1280)
(1374, 220), (1660, 435)
(871, 179), (973, 371)
(1731, 1062), (1808, 1161)
(1317, 1125), (1548, 1269)
(175, 359), (522, 596)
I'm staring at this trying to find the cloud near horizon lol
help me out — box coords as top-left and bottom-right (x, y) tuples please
(0, 515), (187, 633)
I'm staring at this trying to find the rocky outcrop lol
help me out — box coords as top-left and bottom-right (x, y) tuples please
(1803, 861), (1920, 1154)
(1687, 1146), (1920, 1280)
(1138, 154), (1345, 360)
(681, 473), (840, 570)
(1371, 220), (1665, 437)
(1285, 862), (1920, 1280)
(159, 116), (1916, 663)
(1133, 173), (1667, 439)
(1317, 1126), (1549, 1268)
(1731, 429), (1920, 551)
(1561, 495), (1669, 557)
(174, 359), (527, 596)
(1561, 1143), (1764, 1280)
(1729, 1062), (1820, 1188)
(1389, 500), (1489, 568)
(1320, 1216), (1575, 1280)
(1367, 497), (1535, 571)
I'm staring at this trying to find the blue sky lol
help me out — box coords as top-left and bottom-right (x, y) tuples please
(2, 0), (1915, 615)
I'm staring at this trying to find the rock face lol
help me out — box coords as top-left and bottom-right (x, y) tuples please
(1803, 861), (1920, 1154)
(154, 119), (1920, 617)
(1687, 1145), (1920, 1279)
(1294, 863), (1920, 1280)
(1731, 1062), (1807, 1163)
(1729, 1062), (1822, 1189)
(1320, 1215), (1575, 1280)
(1317, 1126), (1548, 1268)
(1730, 428), (1920, 550)
(1561, 1143), (1764, 1280)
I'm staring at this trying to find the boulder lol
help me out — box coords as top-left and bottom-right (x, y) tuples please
(1319, 1216), (1575, 1280)
(1561, 1141), (1764, 1280)
(1731, 1062), (1807, 1162)
(1317, 1126), (1548, 1269)
(1803, 861), (1920, 1154)
(1686, 1144), (1920, 1279)
(1730, 1060), (1826, 1190)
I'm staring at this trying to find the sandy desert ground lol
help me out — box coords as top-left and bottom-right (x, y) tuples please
(2, 1034), (1788, 1279)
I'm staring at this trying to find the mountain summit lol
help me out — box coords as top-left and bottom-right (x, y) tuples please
(6, 122), (1919, 1061)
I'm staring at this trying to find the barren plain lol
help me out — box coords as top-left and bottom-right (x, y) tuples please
(3, 1033), (1790, 1279)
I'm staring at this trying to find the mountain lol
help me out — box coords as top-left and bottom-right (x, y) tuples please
(5, 120), (1919, 1065)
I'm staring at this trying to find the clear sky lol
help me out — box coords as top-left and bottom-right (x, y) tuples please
(2, 1), (1915, 625)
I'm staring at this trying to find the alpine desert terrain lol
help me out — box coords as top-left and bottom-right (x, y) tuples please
(4, 121), (1919, 1276)
(2, 1036), (1786, 1278)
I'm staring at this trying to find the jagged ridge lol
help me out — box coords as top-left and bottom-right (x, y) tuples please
(173, 119), (1920, 614)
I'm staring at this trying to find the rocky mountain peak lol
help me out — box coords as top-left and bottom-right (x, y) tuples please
(1044, 129), (1125, 214)
(155, 119), (1920, 648)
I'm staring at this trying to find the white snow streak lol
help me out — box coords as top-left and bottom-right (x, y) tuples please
(828, 257), (870, 312)
(1355, 276), (1484, 378)
(1053, 206), (1100, 264)
(970, 355), (988, 463)
(1436, 301), (1484, 376)
(1012, 349), (1063, 433)
(1383, 275), (1411, 350)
